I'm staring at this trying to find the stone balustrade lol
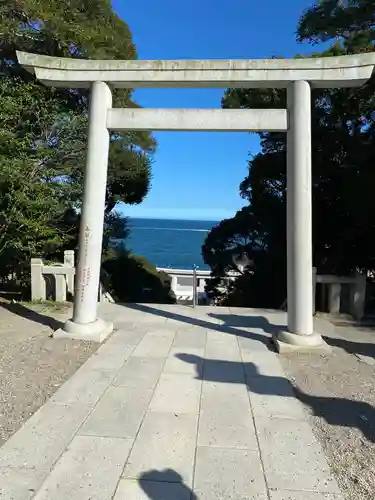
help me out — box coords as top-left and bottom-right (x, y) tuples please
(30, 256), (367, 320)
(31, 251), (75, 302)
(31, 251), (114, 303)
(313, 268), (366, 320)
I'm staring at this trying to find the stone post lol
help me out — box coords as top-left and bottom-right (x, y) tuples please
(31, 258), (46, 301)
(328, 283), (341, 315)
(274, 81), (326, 352)
(312, 267), (317, 314)
(64, 250), (75, 296)
(54, 82), (113, 342)
(171, 276), (178, 295)
(351, 274), (366, 320)
(55, 274), (67, 302)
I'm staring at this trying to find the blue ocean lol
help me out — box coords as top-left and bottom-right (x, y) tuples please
(126, 218), (218, 270)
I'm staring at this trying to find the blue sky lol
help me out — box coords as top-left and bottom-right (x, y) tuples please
(112, 0), (318, 221)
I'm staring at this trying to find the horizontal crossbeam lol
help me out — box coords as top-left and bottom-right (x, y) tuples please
(106, 108), (288, 132)
(16, 51), (375, 89)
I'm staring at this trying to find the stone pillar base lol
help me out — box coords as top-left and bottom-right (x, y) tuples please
(54, 317), (113, 343)
(273, 329), (330, 354)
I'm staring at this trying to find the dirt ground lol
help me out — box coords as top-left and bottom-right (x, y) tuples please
(0, 301), (98, 446)
(281, 317), (375, 500)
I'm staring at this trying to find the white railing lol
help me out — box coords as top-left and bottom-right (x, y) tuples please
(157, 267), (239, 304)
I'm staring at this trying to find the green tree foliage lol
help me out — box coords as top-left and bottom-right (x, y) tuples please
(203, 1), (375, 307)
(297, 0), (375, 52)
(0, 77), (83, 283)
(101, 249), (176, 304)
(0, 0), (155, 284)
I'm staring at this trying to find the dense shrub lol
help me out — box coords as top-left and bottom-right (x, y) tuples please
(101, 249), (176, 304)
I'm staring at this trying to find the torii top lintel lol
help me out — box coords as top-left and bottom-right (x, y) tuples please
(17, 50), (375, 89)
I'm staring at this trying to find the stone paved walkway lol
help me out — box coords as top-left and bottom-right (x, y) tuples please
(0, 303), (343, 500)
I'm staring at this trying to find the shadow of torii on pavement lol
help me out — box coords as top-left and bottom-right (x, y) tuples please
(124, 303), (282, 351)
(177, 353), (375, 443)
(139, 469), (198, 500)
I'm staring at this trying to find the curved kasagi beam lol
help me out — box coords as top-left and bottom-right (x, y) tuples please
(17, 50), (375, 89)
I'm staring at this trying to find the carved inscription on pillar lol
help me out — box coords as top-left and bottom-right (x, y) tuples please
(79, 225), (92, 303)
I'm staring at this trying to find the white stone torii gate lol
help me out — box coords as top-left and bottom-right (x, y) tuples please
(17, 51), (375, 351)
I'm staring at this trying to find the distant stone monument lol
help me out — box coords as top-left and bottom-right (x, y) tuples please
(17, 50), (375, 349)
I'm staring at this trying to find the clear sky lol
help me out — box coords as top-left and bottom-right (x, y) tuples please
(112, 0), (317, 221)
